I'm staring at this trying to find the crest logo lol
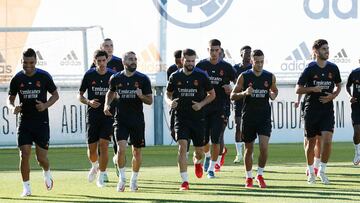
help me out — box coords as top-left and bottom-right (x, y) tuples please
(153, 0), (233, 29)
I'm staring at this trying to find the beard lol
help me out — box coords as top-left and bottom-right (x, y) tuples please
(184, 64), (194, 72)
(319, 53), (329, 60)
(126, 64), (137, 72)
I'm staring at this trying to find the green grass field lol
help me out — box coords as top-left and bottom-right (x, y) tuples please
(0, 142), (360, 203)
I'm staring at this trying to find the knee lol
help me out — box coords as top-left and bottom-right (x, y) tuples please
(19, 150), (31, 161)
(132, 149), (141, 160)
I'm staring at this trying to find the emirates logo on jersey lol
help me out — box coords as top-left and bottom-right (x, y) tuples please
(36, 81), (41, 87)
(134, 81), (139, 88)
(193, 80), (199, 86)
(219, 69), (224, 76)
(264, 81), (269, 87)
(328, 72), (333, 79)
(91, 81), (96, 85)
(20, 83), (24, 88)
(177, 81), (182, 85)
(313, 75), (319, 79)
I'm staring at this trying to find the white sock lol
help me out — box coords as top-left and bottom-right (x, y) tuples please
(23, 181), (30, 189)
(246, 170), (252, 178)
(314, 158), (321, 169)
(235, 142), (243, 156)
(307, 165), (314, 174)
(130, 171), (138, 183)
(355, 144), (360, 153)
(216, 155), (222, 165)
(319, 162), (327, 173)
(208, 160), (216, 172)
(180, 172), (189, 182)
(257, 167), (264, 176)
(119, 167), (126, 182)
(205, 151), (211, 158)
(43, 169), (51, 177)
(100, 171), (107, 176)
(193, 155), (202, 164)
(91, 161), (98, 168)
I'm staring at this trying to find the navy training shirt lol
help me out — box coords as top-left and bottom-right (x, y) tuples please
(346, 67), (360, 106)
(297, 61), (341, 111)
(196, 59), (236, 114)
(109, 71), (152, 122)
(167, 68), (213, 119)
(8, 68), (57, 121)
(242, 69), (273, 116)
(79, 68), (116, 115)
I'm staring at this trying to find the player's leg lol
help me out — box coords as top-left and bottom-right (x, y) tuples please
(256, 135), (270, 188)
(19, 144), (32, 196)
(352, 104), (360, 165)
(34, 122), (53, 191)
(313, 135), (321, 175)
(207, 114), (223, 178)
(178, 139), (190, 190)
(318, 131), (332, 184)
(97, 138), (110, 187)
(234, 116), (243, 164)
(216, 117), (228, 171)
(129, 123), (145, 192)
(35, 144), (53, 190)
(353, 125), (360, 165)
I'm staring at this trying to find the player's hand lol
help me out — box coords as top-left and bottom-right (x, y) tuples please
(35, 100), (47, 112)
(103, 105), (113, 116)
(269, 91), (277, 100)
(11, 105), (22, 115)
(88, 99), (101, 109)
(170, 98), (179, 109)
(244, 86), (254, 96)
(222, 84), (232, 95)
(312, 86), (322, 93)
(350, 97), (357, 103)
(319, 92), (334, 104)
(136, 88), (144, 99)
(192, 101), (203, 111)
(294, 101), (300, 108)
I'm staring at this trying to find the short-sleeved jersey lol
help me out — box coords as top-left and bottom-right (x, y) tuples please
(91, 55), (124, 72)
(109, 71), (152, 121)
(242, 69), (273, 115)
(8, 68), (57, 121)
(196, 59), (236, 114)
(167, 64), (180, 80)
(79, 68), (116, 114)
(346, 67), (360, 105)
(167, 68), (213, 119)
(234, 63), (252, 113)
(297, 61), (342, 111)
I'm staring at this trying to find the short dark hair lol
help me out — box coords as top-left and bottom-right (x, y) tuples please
(182, 49), (196, 57)
(240, 45), (251, 52)
(251, 49), (264, 57)
(94, 49), (108, 59)
(174, 50), (182, 59)
(312, 39), (328, 50)
(123, 51), (136, 60)
(209, 39), (221, 47)
(104, 38), (112, 42)
(23, 48), (36, 59)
